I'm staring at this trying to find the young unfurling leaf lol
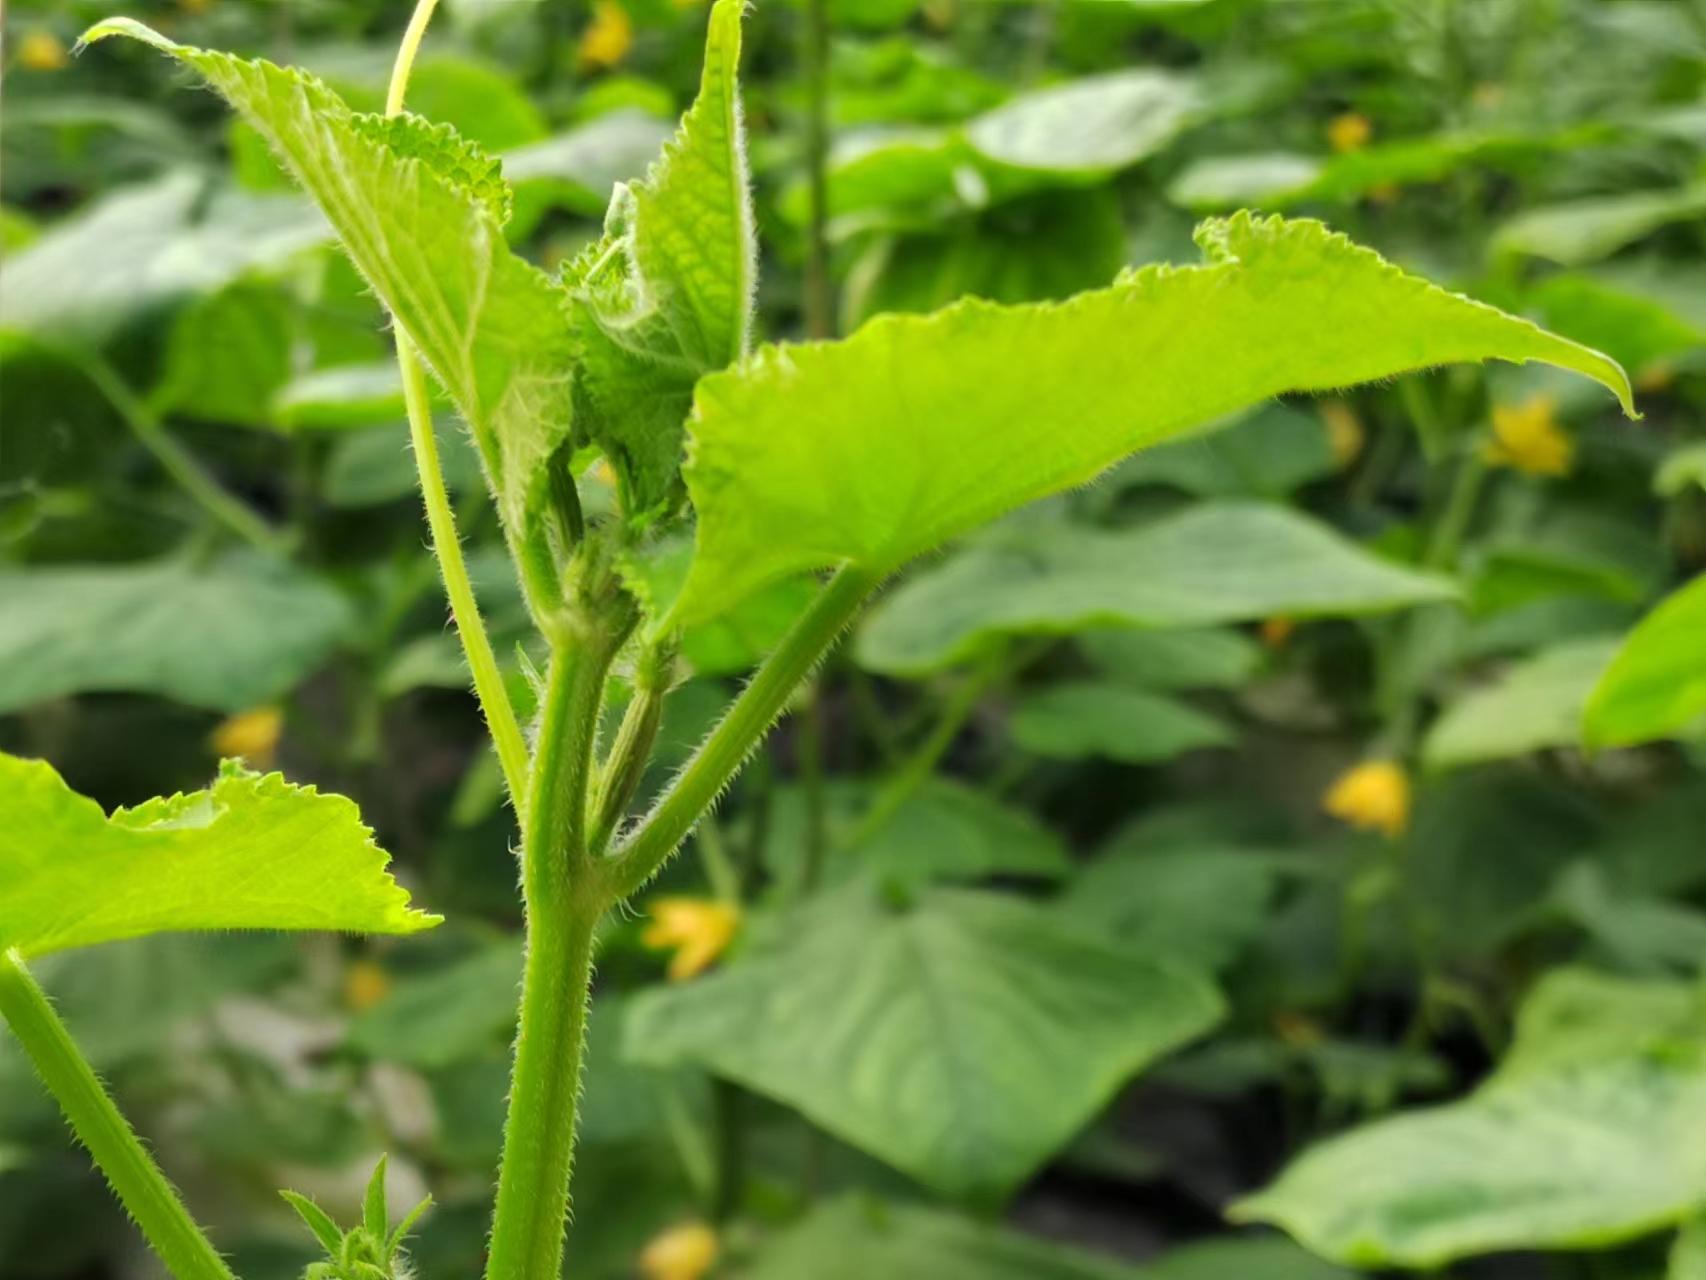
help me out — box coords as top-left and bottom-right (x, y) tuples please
(671, 214), (1633, 627)
(562, 0), (755, 524)
(79, 19), (574, 603)
(0, 752), (438, 958)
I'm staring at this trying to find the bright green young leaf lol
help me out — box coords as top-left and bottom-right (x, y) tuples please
(626, 885), (1222, 1196)
(1233, 968), (1706, 1267)
(81, 19), (575, 561)
(1584, 575), (1706, 748)
(1079, 627), (1262, 691)
(0, 555), (352, 712)
(1674, 1217), (1706, 1280)
(0, 752), (438, 959)
(856, 504), (1458, 676)
(675, 214), (1631, 627)
(562, 0), (754, 522)
(1010, 683), (1232, 764)
(1421, 636), (1621, 770)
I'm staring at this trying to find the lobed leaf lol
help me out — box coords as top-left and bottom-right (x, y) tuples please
(81, 18), (575, 575)
(625, 885), (1222, 1196)
(0, 752), (439, 959)
(673, 214), (1632, 627)
(1584, 574), (1706, 748)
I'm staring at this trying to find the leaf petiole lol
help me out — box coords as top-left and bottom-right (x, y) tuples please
(0, 948), (236, 1280)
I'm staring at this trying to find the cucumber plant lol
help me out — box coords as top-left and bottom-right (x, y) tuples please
(0, 2), (1639, 1276)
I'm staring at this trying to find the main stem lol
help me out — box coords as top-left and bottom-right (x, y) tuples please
(487, 630), (623, 1280)
(387, 0), (529, 808)
(0, 949), (235, 1280)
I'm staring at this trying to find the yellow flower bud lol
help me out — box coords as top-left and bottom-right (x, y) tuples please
(1319, 400), (1365, 468)
(19, 31), (69, 72)
(639, 1222), (719, 1280)
(1327, 111), (1372, 154)
(577, 0), (634, 72)
(1483, 393), (1572, 477)
(1324, 760), (1410, 838)
(209, 706), (284, 767)
(1260, 616), (1296, 649)
(642, 898), (741, 981)
(343, 958), (392, 1012)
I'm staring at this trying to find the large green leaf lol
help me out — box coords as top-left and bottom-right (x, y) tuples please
(1010, 683), (1232, 764)
(345, 939), (522, 1069)
(1675, 1217), (1706, 1280)
(1079, 627), (1262, 691)
(626, 886), (1222, 1196)
(856, 504), (1458, 676)
(0, 752), (438, 958)
(82, 19), (574, 562)
(1491, 184), (1706, 266)
(1233, 969), (1706, 1268)
(673, 214), (1630, 626)
(0, 555), (352, 712)
(743, 1196), (1141, 1279)
(967, 69), (1203, 177)
(561, 0), (754, 522)
(1585, 575), (1706, 748)
(1421, 637), (1621, 770)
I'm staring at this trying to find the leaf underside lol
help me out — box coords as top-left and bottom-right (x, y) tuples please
(0, 752), (438, 958)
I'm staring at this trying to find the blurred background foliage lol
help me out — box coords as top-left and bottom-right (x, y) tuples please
(2, 0), (1706, 1276)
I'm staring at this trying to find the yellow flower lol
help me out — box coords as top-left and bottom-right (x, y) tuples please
(643, 898), (740, 981)
(19, 31), (69, 72)
(1319, 400), (1365, 468)
(209, 706), (284, 767)
(1483, 393), (1572, 477)
(343, 958), (391, 1012)
(577, 0), (634, 72)
(639, 1222), (719, 1280)
(1260, 616), (1296, 649)
(179, 0), (214, 13)
(1327, 111), (1372, 154)
(1636, 361), (1676, 394)
(1324, 760), (1410, 838)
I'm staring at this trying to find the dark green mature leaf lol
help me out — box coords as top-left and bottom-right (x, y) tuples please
(1234, 969), (1706, 1267)
(1491, 183), (1706, 266)
(1585, 575), (1706, 748)
(0, 555), (352, 712)
(1675, 1217), (1706, 1280)
(1422, 637), (1621, 769)
(744, 1196), (1145, 1279)
(274, 362), (405, 431)
(674, 214), (1630, 626)
(82, 19), (574, 563)
(1010, 683), (1232, 764)
(1079, 627), (1262, 691)
(562, 0), (754, 522)
(344, 940), (523, 1069)
(0, 172), (326, 341)
(152, 280), (295, 429)
(0, 753), (438, 958)
(856, 504), (1457, 675)
(626, 886), (1222, 1196)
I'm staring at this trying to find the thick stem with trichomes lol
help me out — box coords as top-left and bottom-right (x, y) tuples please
(486, 613), (629, 1280)
(609, 566), (879, 901)
(0, 948), (235, 1280)
(386, 0), (529, 809)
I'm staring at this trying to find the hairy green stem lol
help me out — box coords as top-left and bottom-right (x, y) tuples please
(0, 948), (235, 1280)
(609, 566), (879, 902)
(385, 0), (529, 808)
(590, 677), (667, 855)
(487, 625), (627, 1280)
